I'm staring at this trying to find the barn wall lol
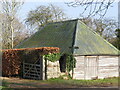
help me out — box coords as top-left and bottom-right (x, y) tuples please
(73, 56), (119, 80)
(47, 60), (61, 79)
(73, 56), (85, 79)
(98, 56), (119, 79)
(42, 59), (61, 80)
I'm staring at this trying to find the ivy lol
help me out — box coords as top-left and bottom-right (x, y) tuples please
(66, 54), (76, 72)
(44, 53), (76, 74)
(44, 53), (60, 62)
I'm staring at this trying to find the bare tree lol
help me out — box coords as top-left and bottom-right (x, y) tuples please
(49, 4), (66, 22)
(25, 4), (67, 33)
(1, 0), (24, 49)
(65, 0), (115, 19)
(0, 14), (2, 49)
(0, 13), (29, 49)
(81, 17), (117, 41)
(110, 28), (120, 50)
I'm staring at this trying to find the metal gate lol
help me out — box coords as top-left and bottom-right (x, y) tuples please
(23, 57), (43, 80)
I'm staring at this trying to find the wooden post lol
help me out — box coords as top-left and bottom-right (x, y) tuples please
(40, 56), (43, 80)
(72, 57), (74, 79)
(84, 56), (86, 80)
(45, 58), (47, 80)
(87, 57), (90, 79)
(57, 61), (59, 76)
(96, 56), (99, 78)
(23, 60), (25, 78)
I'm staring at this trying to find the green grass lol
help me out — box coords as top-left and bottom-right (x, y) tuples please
(45, 77), (119, 87)
(1, 80), (14, 90)
(1, 77), (119, 88)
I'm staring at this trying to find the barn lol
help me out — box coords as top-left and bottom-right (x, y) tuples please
(15, 19), (120, 80)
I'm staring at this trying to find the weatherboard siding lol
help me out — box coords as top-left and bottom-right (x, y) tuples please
(73, 56), (119, 80)
(98, 56), (119, 79)
(73, 56), (85, 79)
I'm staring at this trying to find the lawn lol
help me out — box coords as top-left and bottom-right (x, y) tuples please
(0, 77), (119, 89)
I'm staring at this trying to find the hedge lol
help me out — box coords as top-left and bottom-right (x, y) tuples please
(1, 47), (59, 76)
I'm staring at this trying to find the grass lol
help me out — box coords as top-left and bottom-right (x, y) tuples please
(1, 77), (119, 88)
(1, 80), (12, 90)
(46, 77), (119, 87)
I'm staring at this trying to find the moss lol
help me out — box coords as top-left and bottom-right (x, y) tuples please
(16, 19), (119, 55)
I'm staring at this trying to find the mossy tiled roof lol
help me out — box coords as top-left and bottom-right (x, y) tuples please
(74, 20), (119, 55)
(15, 19), (119, 55)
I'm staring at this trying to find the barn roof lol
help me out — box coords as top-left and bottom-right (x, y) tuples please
(15, 19), (119, 55)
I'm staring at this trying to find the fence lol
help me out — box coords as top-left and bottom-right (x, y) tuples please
(23, 62), (43, 80)
(23, 57), (61, 80)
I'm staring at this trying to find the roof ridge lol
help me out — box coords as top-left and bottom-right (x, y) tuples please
(47, 19), (79, 25)
(71, 19), (78, 54)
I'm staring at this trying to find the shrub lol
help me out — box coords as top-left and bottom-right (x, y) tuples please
(2, 47), (59, 76)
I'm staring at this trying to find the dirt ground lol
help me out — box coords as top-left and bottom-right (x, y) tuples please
(1, 77), (119, 89)
(1, 77), (82, 88)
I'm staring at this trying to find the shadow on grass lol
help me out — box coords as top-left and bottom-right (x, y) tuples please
(1, 77), (119, 88)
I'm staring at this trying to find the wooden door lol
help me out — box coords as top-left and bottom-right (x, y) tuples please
(84, 56), (99, 80)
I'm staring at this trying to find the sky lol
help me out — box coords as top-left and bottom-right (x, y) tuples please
(118, 1), (120, 28)
(18, 1), (118, 22)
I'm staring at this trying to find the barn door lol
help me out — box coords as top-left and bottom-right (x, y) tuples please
(23, 56), (43, 80)
(84, 56), (99, 80)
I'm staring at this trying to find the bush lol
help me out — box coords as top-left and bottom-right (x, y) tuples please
(2, 47), (59, 76)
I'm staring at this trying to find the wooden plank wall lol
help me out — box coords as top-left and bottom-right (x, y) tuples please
(73, 56), (119, 80)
